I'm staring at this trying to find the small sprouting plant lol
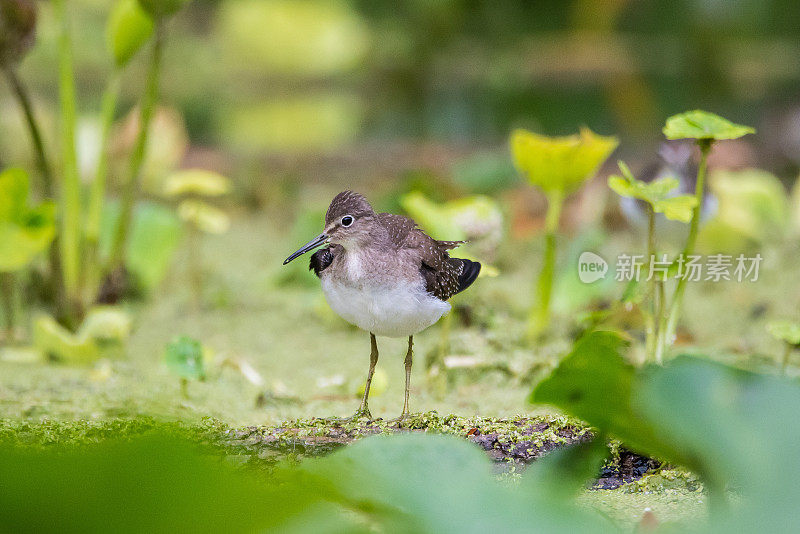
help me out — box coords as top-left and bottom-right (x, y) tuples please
(510, 127), (618, 340)
(165, 335), (207, 398)
(767, 321), (800, 374)
(163, 169), (232, 307)
(608, 162), (696, 363)
(607, 110), (754, 362)
(661, 111), (754, 348)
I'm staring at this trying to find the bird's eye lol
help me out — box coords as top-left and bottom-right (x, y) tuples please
(341, 215), (354, 227)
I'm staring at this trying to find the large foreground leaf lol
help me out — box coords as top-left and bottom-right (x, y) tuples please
(304, 433), (609, 533)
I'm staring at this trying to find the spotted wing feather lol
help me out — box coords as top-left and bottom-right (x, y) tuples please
(377, 213), (478, 300)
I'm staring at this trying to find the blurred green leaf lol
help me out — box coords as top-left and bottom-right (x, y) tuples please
(703, 169), (788, 247)
(531, 331), (686, 463)
(608, 161), (697, 223)
(663, 110), (754, 141)
(100, 201), (182, 291)
(0, 167), (56, 272)
(165, 336), (205, 380)
(33, 314), (100, 364)
(304, 433), (608, 533)
(163, 169), (231, 198)
(0, 434), (340, 533)
(510, 127), (618, 195)
(79, 307), (132, 344)
(635, 357), (800, 531)
(107, 0), (153, 68)
(767, 320), (800, 346)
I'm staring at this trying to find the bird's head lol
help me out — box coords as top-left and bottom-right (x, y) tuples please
(283, 191), (376, 265)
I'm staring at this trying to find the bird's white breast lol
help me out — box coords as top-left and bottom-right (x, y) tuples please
(320, 253), (450, 337)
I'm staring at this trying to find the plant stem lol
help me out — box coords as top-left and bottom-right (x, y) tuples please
(781, 343), (792, 375)
(84, 72), (121, 294)
(187, 225), (202, 309)
(664, 139), (712, 349)
(1, 65), (67, 322)
(528, 190), (564, 340)
(654, 279), (667, 364)
(1, 273), (14, 342)
(108, 24), (164, 273)
(54, 0), (82, 316)
(438, 307), (452, 362)
(644, 206), (656, 362)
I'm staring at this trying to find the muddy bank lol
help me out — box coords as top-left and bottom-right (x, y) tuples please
(222, 411), (662, 487)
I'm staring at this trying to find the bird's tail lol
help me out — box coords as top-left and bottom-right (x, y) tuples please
(453, 258), (481, 295)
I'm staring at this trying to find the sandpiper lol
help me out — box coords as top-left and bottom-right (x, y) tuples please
(283, 191), (481, 419)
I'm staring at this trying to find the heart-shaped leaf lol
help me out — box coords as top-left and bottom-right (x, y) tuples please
(511, 127), (618, 195)
(107, 0), (153, 68)
(663, 110), (755, 141)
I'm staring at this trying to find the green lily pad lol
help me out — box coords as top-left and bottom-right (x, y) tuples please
(107, 0), (153, 68)
(0, 167), (56, 272)
(608, 161), (698, 223)
(767, 321), (800, 346)
(510, 127), (618, 195)
(165, 336), (206, 380)
(663, 110), (755, 141)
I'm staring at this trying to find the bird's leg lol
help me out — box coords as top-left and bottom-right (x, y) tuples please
(401, 335), (413, 417)
(353, 333), (379, 419)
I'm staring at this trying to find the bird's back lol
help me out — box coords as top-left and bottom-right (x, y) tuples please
(376, 213), (481, 301)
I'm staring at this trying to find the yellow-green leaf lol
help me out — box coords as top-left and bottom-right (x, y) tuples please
(767, 321), (800, 346)
(663, 110), (755, 141)
(510, 127), (618, 195)
(107, 0), (153, 68)
(608, 161), (697, 223)
(0, 168), (55, 271)
(163, 169), (231, 198)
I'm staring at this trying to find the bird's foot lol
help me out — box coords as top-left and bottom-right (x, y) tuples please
(348, 405), (373, 421)
(389, 412), (413, 427)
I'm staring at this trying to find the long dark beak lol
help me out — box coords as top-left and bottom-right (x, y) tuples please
(283, 233), (328, 265)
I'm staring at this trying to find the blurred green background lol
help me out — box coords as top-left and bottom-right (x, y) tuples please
(5, 0), (800, 167)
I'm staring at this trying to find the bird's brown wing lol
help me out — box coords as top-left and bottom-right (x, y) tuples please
(377, 213), (467, 300)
